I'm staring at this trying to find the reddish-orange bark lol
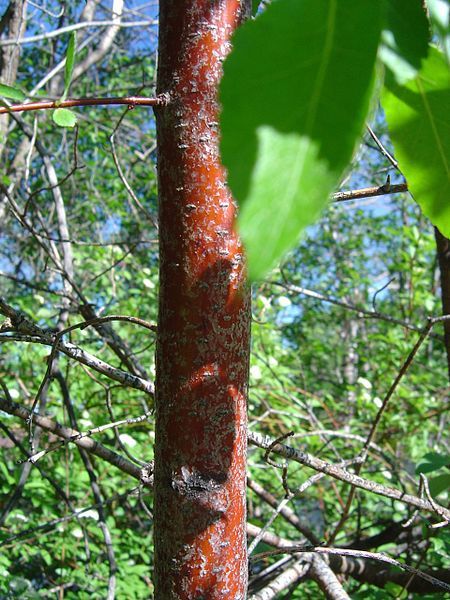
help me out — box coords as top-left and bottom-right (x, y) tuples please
(435, 228), (450, 379)
(153, 2), (251, 598)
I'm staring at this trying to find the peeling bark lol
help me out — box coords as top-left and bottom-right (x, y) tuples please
(154, 2), (251, 598)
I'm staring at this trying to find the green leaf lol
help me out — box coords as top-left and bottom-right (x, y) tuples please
(380, 0), (430, 84)
(220, 0), (382, 281)
(416, 451), (450, 473)
(52, 108), (77, 128)
(0, 83), (26, 102)
(382, 46), (450, 237)
(63, 32), (77, 100)
(428, 473), (450, 496)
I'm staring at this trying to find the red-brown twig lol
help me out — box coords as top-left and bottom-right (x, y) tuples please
(0, 95), (167, 115)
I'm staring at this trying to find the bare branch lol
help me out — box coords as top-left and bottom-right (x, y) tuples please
(248, 524), (450, 595)
(251, 546), (450, 594)
(0, 332), (154, 395)
(0, 297), (154, 394)
(248, 431), (450, 521)
(249, 559), (309, 600)
(0, 20), (158, 46)
(71, 0), (124, 85)
(25, 410), (151, 465)
(309, 556), (351, 600)
(0, 395), (147, 484)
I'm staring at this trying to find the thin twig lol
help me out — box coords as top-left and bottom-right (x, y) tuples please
(264, 430), (294, 468)
(60, 377), (117, 599)
(110, 107), (158, 228)
(0, 396), (146, 483)
(23, 411), (151, 464)
(0, 95), (167, 115)
(248, 478), (320, 544)
(248, 431), (450, 521)
(420, 473), (450, 529)
(248, 456), (360, 556)
(366, 124), (399, 170)
(60, 314), (156, 335)
(26, 312), (156, 431)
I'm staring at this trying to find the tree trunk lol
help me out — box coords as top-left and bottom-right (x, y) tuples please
(434, 227), (450, 379)
(154, 2), (251, 598)
(0, 0), (26, 161)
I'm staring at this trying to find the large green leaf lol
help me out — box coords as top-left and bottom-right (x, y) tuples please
(382, 46), (450, 236)
(220, 0), (382, 281)
(380, 0), (430, 84)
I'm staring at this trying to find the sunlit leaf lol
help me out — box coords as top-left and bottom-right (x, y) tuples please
(0, 83), (26, 102)
(380, 0), (430, 84)
(382, 46), (450, 236)
(52, 107), (77, 128)
(220, 0), (382, 281)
